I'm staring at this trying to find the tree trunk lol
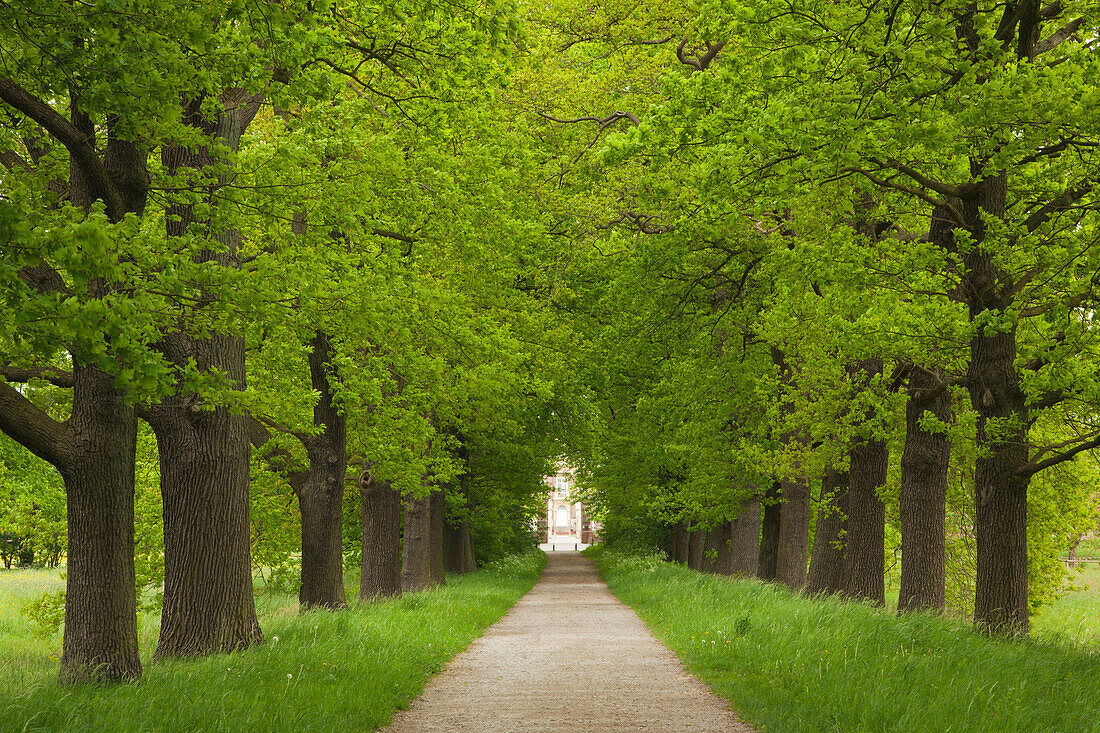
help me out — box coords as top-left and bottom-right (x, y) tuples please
(970, 323), (1030, 634)
(463, 522), (477, 573)
(0, 109), (150, 682)
(702, 525), (723, 573)
(429, 489), (445, 586)
(59, 366), (142, 683)
(845, 438), (886, 604)
(360, 475), (401, 599)
(898, 366), (951, 613)
(149, 348), (262, 658)
(672, 522), (690, 564)
(843, 358), (887, 604)
(688, 524), (705, 570)
(963, 173), (1030, 635)
(151, 92), (264, 659)
(297, 333), (347, 610)
(807, 469), (849, 595)
(776, 476), (810, 589)
(729, 496), (760, 577)
(444, 519), (467, 574)
(401, 494), (432, 592)
(758, 481), (781, 580)
(713, 520), (734, 575)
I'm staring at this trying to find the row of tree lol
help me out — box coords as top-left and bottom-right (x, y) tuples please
(531, 0), (1100, 636)
(0, 0), (568, 684)
(5, 0), (1100, 688)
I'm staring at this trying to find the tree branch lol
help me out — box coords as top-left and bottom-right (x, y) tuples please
(371, 228), (415, 243)
(535, 110), (640, 128)
(676, 38), (726, 70)
(1023, 183), (1094, 232)
(1, 364), (74, 388)
(0, 76), (123, 221)
(247, 415), (311, 492)
(1018, 433), (1100, 478)
(0, 380), (70, 468)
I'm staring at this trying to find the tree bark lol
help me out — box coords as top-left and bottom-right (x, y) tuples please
(962, 172), (1030, 635)
(0, 104), (148, 682)
(443, 519), (471, 574)
(296, 332), (347, 610)
(807, 469), (849, 595)
(429, 488), (446, 586)
(844, 359), (887, 605)
(713, 520), (735, 575)
(898, 366), (952, 613)
(775, 476), (810, 589)
(150, 92), (264, 659)
(729, 495), (760, 577)
(401, 494), (432, 592)
(702, 525), (723, 573)
(758, 481), (781, 580)
(360, 475), (401, 599)
(149, 349), (262, 658)
(688, 524), (705, 570)
(463, 522), (477, 572)
(59, 366), (142, 683)
(671, 521), (690, 564)
(845, 437), (887, 604)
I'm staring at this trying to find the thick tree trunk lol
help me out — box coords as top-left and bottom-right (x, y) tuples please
(151, 92), (264, 659)
(970, 323), (1030, 634)
(713, 520), (734, 575)
(776, 476), (810, 589)
(360, 475), (401, 599)
(429, 489), (446, 586)
(401, 494), (432, 592)
(0, 110), (151, 682)
(297, 335), (347, 610)
(729, 496), (760, 577)
(845, 439), (887, 604)
(843, 358), (887, 605)
(149, 343), (262, 658)
(807, 469), (849, 595)
(59, 366), (142, 683)
(297, 333), (347, 610)
(758, 481), (781, 580)
(463, 523), (477, 572)
(672, 522), (690, 564)
(702, 525), (723, 573)
(443, 468), (476, 575)
(963, 173), (1030, 635)
(898, 367), (951, 613)
(688, 525), (705, 570)
(443, 519), (468, 574)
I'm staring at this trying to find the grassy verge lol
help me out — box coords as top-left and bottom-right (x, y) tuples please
(1033, 563), (1100, 647)
(0, 549), (544, 732)
(589, 546), (1100, 733)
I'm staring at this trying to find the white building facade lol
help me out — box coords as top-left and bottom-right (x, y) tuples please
(542, 464), (599, 544)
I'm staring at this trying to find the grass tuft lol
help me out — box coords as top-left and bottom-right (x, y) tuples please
(0, 549), (544, 732)
(590, 546), (1100, 733)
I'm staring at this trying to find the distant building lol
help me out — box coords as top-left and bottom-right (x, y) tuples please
(542, 464), (600, 544)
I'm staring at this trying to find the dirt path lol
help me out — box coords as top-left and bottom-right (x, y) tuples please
(383, 551), (755, 732)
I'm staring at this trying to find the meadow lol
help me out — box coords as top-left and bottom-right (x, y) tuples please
(0, 550), (544, 732)
(590, 547), (1100, 733)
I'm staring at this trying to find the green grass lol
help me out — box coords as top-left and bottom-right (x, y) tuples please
(1033, 563), (1100, 647)
(0, 550), (544, 732)
(0, 567), (65, 695)
(589, 547), (1100, 733)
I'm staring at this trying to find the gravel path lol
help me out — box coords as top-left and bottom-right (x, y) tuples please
(383, 551), (755, 732)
